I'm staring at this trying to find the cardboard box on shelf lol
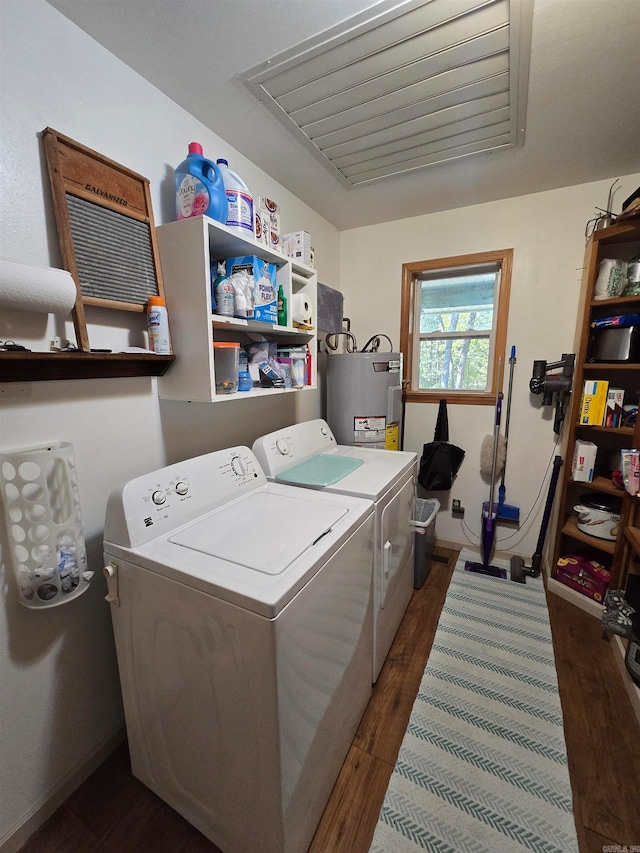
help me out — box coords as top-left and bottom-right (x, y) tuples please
(571, 440), (597, 482)
(579, 379), (609, 426)
(604, 388), (625, 427)
(555, 554), (611, 603)
(282, 230), (312, 266)
(255, 196), (280, 251)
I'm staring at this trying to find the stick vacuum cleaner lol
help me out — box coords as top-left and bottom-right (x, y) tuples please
(465, 390), (507, 579)
(510, 456), (564, 583)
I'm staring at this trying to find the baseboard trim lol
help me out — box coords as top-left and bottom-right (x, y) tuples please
(0, 726), (126, 853)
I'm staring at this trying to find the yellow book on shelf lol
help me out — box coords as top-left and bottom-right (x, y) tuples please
(579, 380), (609, 425)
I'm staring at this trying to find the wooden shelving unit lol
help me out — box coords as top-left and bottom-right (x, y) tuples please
(549, 215), (640, 613)
(0, 351), (174, 382)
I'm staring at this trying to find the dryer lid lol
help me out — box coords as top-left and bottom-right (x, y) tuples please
(275, 453), (364, 487)
(169, 490), (348, 575)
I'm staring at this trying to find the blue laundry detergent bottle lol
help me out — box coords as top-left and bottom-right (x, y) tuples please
(175, 142), (227, 223)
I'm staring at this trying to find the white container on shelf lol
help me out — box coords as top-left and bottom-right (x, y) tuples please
(216, 159), (254, 238)
(213, 342), (240, 394)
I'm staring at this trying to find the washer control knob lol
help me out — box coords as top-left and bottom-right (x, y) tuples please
(152, 490), (166, 505)
(175, 482), (188, 496)
(275, 439), (289, 455)
(231, 455), (248, 476)
(320, 426), (328, 436)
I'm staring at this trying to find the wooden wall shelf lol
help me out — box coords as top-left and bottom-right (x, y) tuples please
(0, 352), (175, 382)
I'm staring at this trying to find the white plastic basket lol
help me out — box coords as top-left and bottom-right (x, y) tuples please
(0, 441), (92, 608)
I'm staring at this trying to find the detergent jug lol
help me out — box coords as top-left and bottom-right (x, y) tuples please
(175, 143), (227, 223)
(216, 158), (254, 237)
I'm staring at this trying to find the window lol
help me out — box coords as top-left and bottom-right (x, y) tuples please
(400, 249), (512, 405)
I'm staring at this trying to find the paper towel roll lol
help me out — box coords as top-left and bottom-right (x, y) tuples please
(291, 293), (312, 324)
(0, 258), (77, 314)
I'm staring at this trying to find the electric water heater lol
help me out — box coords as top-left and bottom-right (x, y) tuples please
(326, 352), (404, 449)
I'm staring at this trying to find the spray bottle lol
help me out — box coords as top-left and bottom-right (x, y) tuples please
(212, 261), (235, 317)
(147, 296), (171, 354)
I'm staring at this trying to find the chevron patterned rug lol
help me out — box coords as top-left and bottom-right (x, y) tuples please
(369, 549), (578, 853)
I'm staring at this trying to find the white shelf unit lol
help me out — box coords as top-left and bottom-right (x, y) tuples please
(156, 215), (317, 402)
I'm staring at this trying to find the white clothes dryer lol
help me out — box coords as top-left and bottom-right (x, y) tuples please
(103, 446), (374, 853)
(252, 419), (416, 683)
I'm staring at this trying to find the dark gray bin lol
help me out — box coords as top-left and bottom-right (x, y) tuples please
(412, 497), (440, 589)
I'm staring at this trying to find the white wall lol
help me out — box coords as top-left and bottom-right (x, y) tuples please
(0, 2), (338, 847)
(339, 174), (640, 558)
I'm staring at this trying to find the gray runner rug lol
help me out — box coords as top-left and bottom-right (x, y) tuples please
(369, 549), (578, 853)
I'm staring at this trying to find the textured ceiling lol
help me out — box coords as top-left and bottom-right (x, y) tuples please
(46, 0), (640, 230)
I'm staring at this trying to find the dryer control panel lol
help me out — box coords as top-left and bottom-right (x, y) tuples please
(252, 418), (336, 476)
(104, 447), (265, 548)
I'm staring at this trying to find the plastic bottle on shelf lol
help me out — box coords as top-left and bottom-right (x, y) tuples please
(213, 262), (235, 317)
(147, 296), (171, 354)
(175, 143), (227, 223)
(216, 158), (254, 237)
(277, 284), (287, 326)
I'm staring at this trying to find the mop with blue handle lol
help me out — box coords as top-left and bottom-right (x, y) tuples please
(465, 387), (507, 579)
(497, 345), (520, 521)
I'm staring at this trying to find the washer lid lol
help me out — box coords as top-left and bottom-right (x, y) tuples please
(169, 490), (347, 574)
(275, 453), (364, 487)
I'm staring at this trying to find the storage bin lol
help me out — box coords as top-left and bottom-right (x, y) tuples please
(411, 497), (440, 589)
(213, 342), (239, 394)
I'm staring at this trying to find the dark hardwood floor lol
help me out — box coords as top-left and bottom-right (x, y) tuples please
(19, 547), (640, 853)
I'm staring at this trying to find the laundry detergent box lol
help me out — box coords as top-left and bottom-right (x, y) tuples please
(226, 256), (277, 323)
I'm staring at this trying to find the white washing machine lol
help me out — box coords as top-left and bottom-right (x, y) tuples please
(103, 446), (374, 853)
(252, 419), (416, 683)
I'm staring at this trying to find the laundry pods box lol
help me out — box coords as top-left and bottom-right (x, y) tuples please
(226, 256), (277, 323)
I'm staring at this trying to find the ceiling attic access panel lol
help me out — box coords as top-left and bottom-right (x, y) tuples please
(239, 0), (532, 187)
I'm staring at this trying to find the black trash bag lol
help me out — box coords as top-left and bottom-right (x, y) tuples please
(418, 399), (465, 491)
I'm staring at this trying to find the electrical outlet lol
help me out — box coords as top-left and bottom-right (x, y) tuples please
(452, 499), (464, 518)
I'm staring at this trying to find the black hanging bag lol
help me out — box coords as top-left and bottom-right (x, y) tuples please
(418, 399), (465, 491)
